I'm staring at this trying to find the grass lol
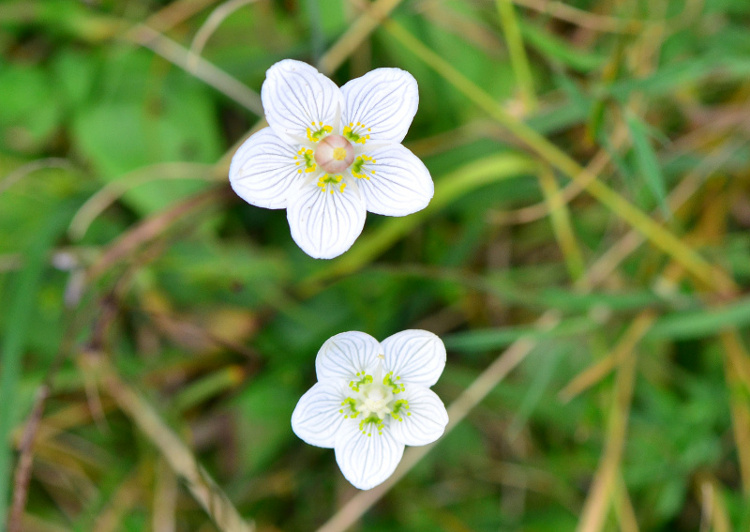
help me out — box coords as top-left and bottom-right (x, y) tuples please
(1, 0), (750, 530)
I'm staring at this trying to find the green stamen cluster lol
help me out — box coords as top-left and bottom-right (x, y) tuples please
(349, 372), (373, 392)
(343, 122), (370, 145)
(340, 397), (358, 418)
(383, 372), (405, 394)
(391, 399), (410, 422)
(360, 415), (385, 435)
(342, 364), (411, 437)
(351, 154), (375, 180)
(351, 157), (365, 174)
(306, 121), (333, 142)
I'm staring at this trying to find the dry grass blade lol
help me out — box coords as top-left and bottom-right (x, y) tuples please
(583, 142), (744, 288)
(510, 0), (640, 33)
(699, 478), (732, 532)
(85, 187), (230, 281)
(91, 470), (141, 532)
(383, 18), (736, 295)
(613, 474), (639, 532)
(576, 331), (638, 532)
(145, 0), (219, 32)
(126, 24), (263, 115)
(8, 386), (50, 532)
(188, 0), (260, 72)
(317, 0), (404, 74)
(491, 126), (627, 226)
(68, 162), (216, 241)
(537, 165), (585, 282)
(558, 311), (655, 402)
(153, 458), (178, 532)
(0, 158), (72, 195)
(95, 358), (255, 532)
(719, 331), (750, 494)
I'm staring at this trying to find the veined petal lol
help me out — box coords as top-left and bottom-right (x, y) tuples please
(228, 127), (302, 209)
(341, 68), (418, 144)
(262, 60), (344, 143)
(291, 381), (348, 448)
(286, 180), (366, 259)
(334, 419), (405, 490)
(382, 330), (446, 387)
(316, 331), (381, 382)
(352, 144), (433, 216)
(390, 386), (448, 446)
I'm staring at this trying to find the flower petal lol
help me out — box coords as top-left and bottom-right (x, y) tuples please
(353, 144), (433, 216)
(316, 331), (382, 382)
(334, 418), (405, 490)
(262, 60), (344, 144)
(341, 68), (418, 144)
(291, 381), (348, 448)
(389, 386), (448, 446)
(228, 127), (302, 209)
(286, 181), (366, 259)
(382, 330), (446, 387)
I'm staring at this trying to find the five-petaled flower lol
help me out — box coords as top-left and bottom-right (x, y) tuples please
(229, 59), (434, 259)
(291, 330), (449, 490)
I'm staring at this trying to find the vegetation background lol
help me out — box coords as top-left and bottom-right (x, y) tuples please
(1, 0), (750, 530)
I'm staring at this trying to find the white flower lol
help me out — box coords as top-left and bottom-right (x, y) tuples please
(229, 60), (434, 259)
(291, 330), (449, 490)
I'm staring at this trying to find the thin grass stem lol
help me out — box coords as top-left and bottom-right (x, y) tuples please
(538, 165), (586, 283)
(496, 0), (537, 112)
(95, 359), (255, 532)
(383, 18), (736, 295)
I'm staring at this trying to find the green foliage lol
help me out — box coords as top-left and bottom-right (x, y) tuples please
(1, 0), (750, 530)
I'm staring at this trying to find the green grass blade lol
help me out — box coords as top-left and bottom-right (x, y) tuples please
(626, 113), (670, 216)
(0, 204), (74, 526)
(299, 153), (537, 290)
(646, 297), (750, 340)
(443, 315), (598, 353)
(519, 20), (606, 72)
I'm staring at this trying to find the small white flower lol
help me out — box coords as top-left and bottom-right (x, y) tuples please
(291, 330), (449, 490)
(229, 60), (434, 259)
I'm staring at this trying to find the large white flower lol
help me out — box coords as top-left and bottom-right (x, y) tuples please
(291, 330), (449, 490)
(229, 59), (434, 259)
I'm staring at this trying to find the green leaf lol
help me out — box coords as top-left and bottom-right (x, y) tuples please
(646, 296), (750, 340)
(520, 20), (606, 72)
(443, 316), (598, 353)
(626, 113), (670, 216)
(233, 371), (299, 473)
(71, 50), (222, 214)
(0, 64), (62, 153)
(0, 201), (77, 525)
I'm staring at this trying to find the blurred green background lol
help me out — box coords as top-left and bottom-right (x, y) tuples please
(2, 0), (750, 530)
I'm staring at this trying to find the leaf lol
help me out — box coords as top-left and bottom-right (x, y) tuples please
(520, 21), (605, 72)
(0, 64), (62, 153)
(71, 50), (222, 214)
(0, 201), (77, 525)
(646, 297), (750, 340)
(233, 371), (299, 473)
(626, 113), (670, 216)
(443, 316), (598, 353)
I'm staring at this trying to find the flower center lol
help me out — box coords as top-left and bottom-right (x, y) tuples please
(340, 358), (410, 436)
(356, 382), (394, 420)
(314, 134), (355, 174)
